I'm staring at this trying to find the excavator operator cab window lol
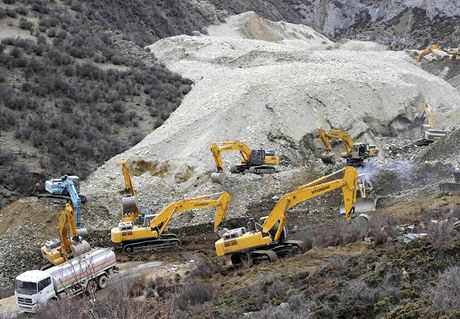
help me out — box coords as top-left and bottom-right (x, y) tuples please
(222, 227), (247, 240)
(135, 206), (150, 225)
(357, 144), (367, 156)
(249, 150), (266, 166)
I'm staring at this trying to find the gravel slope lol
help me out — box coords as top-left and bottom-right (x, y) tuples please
(82, 12), (460, 223)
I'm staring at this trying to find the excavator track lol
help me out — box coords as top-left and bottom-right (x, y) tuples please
(248, 166), (277, 174)
(230, 240), (303, 266)
(230, 165), (276, 174)
(122, 234), (181, 253)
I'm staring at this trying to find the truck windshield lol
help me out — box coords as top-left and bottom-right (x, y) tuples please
(15, 280), (37, 295)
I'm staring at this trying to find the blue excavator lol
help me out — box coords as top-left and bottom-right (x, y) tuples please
(43, 176), (86, 228)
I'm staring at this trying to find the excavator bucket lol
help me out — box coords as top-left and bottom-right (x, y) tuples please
(340, 197), (377, 215)
(320, 152), (336, 164)
(349, 214), (370, 237)
(211, 172), (227, 185)
(439, 183), (460, 194)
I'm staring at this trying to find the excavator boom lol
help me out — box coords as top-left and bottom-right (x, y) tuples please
(317, 129), (354, 155)
(149, 192), (231, 235)
(262, 167), (358, 240)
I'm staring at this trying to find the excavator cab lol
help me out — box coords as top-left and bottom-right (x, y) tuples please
(248, 150), (267, 166)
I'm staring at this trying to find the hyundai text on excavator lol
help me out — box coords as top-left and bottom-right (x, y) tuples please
(414, 103), (448, 146)
(111, 192), (231, 252)
(210, 141), (279, 184)
(317, 128), (378, 166)
(215, 166), (366, 266)
(41, 203), (91, 267)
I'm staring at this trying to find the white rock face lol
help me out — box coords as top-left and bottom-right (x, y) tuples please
(82, 12), (460, 226)
(293, 0), (460, 49)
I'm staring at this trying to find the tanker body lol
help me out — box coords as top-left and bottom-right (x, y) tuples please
(15, 247), (116, 313)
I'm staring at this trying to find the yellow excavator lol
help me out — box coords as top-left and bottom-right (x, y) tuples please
(415, 44), (460, 62)
(41, 203), (91, 266)
(414, 103), (448, 146)
(111, 192), (231, 252)
(210, 141), (279, 184)
(317, 128), (378, 166)
(215, 166), (366, 266)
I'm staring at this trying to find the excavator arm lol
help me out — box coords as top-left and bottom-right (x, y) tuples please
(262, 166), (358, 241)
(419, 103), (436, 129)
(122, 159), (136, 196)
(57, 203), (79, 257)
(210, 142), (252, 172)
(121, 159), (140, 223)
(317, 128), (354, 156)
(149, 192), (231, 236)
(56, 177), (83, 228)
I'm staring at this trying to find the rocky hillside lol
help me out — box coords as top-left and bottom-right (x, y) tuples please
(0, 0), (458, 210)
(0, 1), (459, 313)
(82, 12), (460, 221)
(293, 0), (460, 50)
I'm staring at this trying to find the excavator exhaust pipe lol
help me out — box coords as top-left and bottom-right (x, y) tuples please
(211, 172), (227, 185)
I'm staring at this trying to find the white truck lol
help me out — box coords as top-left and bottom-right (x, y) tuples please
(15, 247), (117, 313)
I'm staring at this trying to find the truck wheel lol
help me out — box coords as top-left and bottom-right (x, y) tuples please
(97, 275), (109, 289)
(86, 280), (98, 295)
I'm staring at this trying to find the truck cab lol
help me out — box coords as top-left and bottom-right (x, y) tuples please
(15, 270), (55, 313)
